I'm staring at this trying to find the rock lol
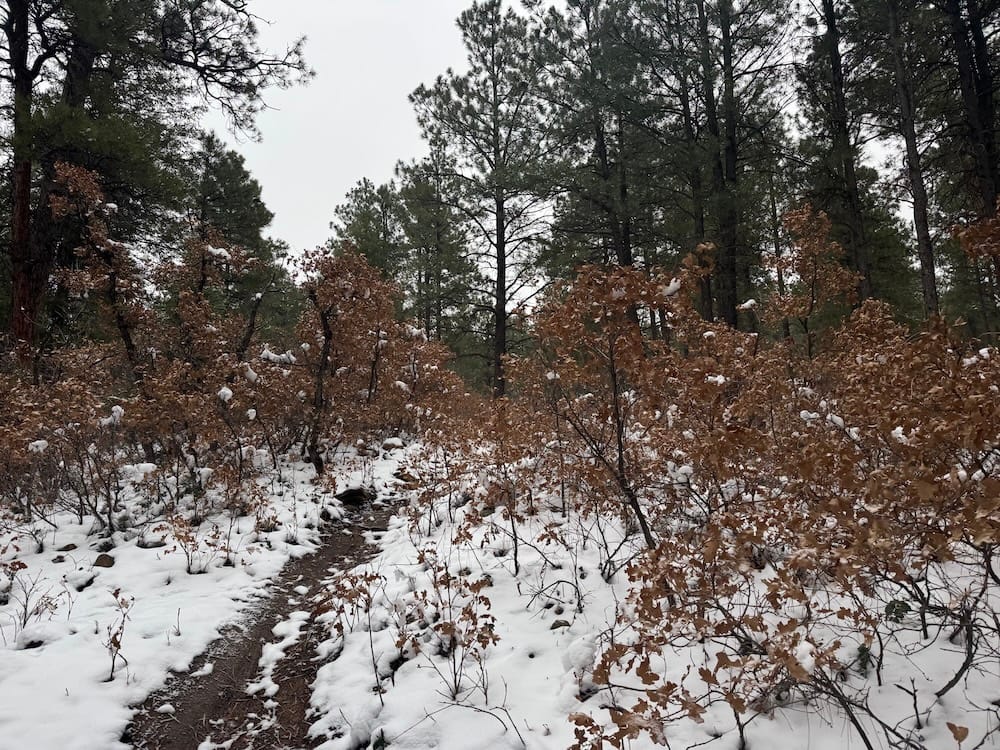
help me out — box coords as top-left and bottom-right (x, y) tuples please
(550, 619), (571, 630)
(336, 485), (376, 507)
(94, 553), (115, 568)
(57, 543), (77, 552)
(136, 538), (167, 549)
(393, 468), (419, 485)
(51, 555), (65, 564)
(95, 539), (114, 553)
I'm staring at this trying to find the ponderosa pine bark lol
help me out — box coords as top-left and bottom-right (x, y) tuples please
(4, 0), (57, 348)
(694, 0), (741, 326)
(940, 0), (998, 216)
(886, 0), (939, 315)
(821, 0), (873, 301)
(717, 0), (741, 327)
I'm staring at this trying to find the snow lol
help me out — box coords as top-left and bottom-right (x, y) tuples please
(793, 640), (816, 674)
(260, 346), (297, 365)
(99, 405), (125, 428)
(248, 610), (310, 698)
(0, 450), (381, 750)
(292, 445), (999, 750)
(217, 386), (233, 403)
(190, 662), (214, 678)
(659, 278), (682, 297)
(3, 438), (997, 750)
(561, 634), (597, 675)
(27, 439), (49, 454)
(404, 324), (427, 341)
(130, 463), (157, 478)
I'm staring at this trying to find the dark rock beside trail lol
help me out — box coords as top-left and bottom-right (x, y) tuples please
(335, 485), (376, 506)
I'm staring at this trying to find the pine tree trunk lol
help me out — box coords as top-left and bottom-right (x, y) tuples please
(887, 0), (939, 315)
(593, 109), (632, 267)
(6, 0), (39, 348)
(941, 0), (998, 216)
(718, 0), (740, 327)
(767, 172), (792, 340)
(696, 0), (733, 325)
(491, 49), (507, 399)
(676, 28), (713, 321)
(822, 0), (872, 299)
(9, 25), (100, 348)
(614, 111), (634, 268)
(493, 189), (506, 398)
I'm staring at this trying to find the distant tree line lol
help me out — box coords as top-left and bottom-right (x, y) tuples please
(330, 0), (1000, 394)
(4, 0), (1000, 395)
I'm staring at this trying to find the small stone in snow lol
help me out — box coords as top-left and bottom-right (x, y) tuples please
(93, 553), (115, 568)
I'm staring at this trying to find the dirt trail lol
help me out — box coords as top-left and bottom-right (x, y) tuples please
(124, 499), (399, 750)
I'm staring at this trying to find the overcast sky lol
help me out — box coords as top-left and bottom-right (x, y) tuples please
(209, 1), (472, 255)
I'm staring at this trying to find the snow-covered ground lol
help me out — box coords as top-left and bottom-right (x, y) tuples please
(301, 451), (999, 750)
(0, 446), (406, 750)
(2, 440), (997, 750)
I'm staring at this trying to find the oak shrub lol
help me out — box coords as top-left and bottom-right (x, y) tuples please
(0, 166), (458, 556)
(410, 209), (1000, 748)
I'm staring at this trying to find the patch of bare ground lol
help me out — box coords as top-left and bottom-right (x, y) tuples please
(124, 499), (398, 750)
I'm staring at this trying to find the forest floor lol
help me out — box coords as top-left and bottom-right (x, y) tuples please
(3, 441), (995, 750)
(0, 444), (411, 750)
(125, 498), (397, 750)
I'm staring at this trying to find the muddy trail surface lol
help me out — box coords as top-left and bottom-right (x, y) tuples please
(125, 498), (400, 750)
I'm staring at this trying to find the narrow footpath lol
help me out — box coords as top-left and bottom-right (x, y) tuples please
(124, 498), (398, 750)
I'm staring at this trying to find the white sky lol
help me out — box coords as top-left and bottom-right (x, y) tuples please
(210, 1), (471, 255)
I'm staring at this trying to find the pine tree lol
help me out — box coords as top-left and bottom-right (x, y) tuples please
(411, 0), (550, 396)
(187, 133), (300, 347)
(0, 0), (310, 349)
(328, 178), (406, 274)
(530, 0), (657, 272)
(397, 145), (482, 352)
(796, 0), (874, 299)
